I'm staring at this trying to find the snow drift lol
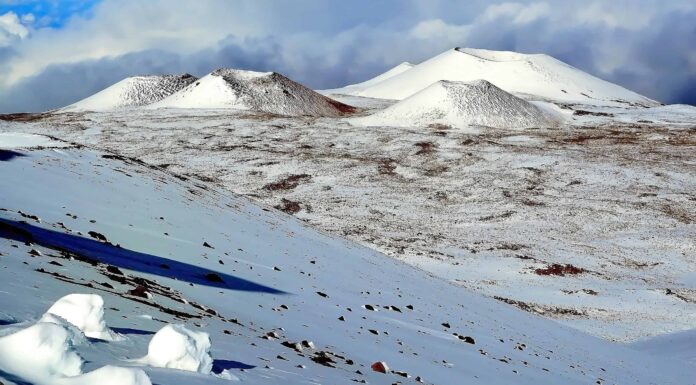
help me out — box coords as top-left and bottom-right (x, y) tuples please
(41, 293), (118, 341)
(62, 74), (197, 112)
(0, 320), (150, 385)
(335, 47), (658, 106)
(137, 324), (213, 374)
(149, 68), (355, 116)
(0, 321), (83, 381)
(352, 79), (560, 129)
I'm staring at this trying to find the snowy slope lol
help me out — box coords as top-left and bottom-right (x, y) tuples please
(62, 74), (197, 112)
(0, 132), (691, 385)
(337, 48), (659, 106)
(351, 80), (561, 129)
(149, 69), (355, 117)
(320, 61), (414, 95)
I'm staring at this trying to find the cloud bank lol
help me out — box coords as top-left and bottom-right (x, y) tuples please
(0, 0), (695, 112)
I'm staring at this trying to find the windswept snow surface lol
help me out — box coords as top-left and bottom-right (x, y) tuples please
(351, 80), (561, 129)
(0, 132), (68, 149)
(320, 61), (414, 95)
(149, 69), (355, 117)
(0, 135), (691, 384)
(62, 74), (197, 112)
(335, 48), (659, 106)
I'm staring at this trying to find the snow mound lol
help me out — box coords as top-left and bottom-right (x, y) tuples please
(0, 321), (83, 380)
(62, 366), (152, 385)
(149, 68), (355, 116)
(0, 320), (151, 385)
(0, 132), (68, 149)
(138, 324), (213, 374)
(63, 74), (197, 111)
(337, 47), (658, 106)
(352, 79), (560, 129)
(320, 62), (414, 95)
(41, 293), (118, 341)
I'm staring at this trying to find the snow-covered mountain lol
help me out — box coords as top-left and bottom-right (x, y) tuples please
(320, 61), (414, 95)
(148, 69), (355, 117)
(1, 132), (691, 385)
(330, 48), (659, 106)
(352, 79), (560, 129)
(62, 74), (197, 112)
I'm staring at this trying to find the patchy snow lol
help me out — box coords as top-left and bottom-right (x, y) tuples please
(62, 75), (197, 112)
(41, 294), (118, 341)
(333, 47), (659, 106)
(6, 106), (694, 342)
(148, 69), (355, 117)
(351, 80), (561, 129)
(0, 132), (67, 149)
(0, 143), (691, 384)
(136, 324), (213, 374)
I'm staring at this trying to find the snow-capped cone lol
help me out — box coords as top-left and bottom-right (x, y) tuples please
(62, 74), (197, 111)
(351, 79), (560, 129)
(137, 324), (213, 374)
(149, 68), (356, 116)
(334, 47), (658, 106)
(41, 293), (119, 341)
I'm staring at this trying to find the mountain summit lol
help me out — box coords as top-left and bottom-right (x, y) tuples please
(353, 79), (560, 129)
(149, 68), (355, 116)
(63, 74), (197, 111)
(329, 47), (658, 106)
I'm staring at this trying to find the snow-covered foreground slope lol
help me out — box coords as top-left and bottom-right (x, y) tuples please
(335, 48), (659, 106)
(148, 69), (355, 117)
(351, 80), (560, 129)
(0, 134), (691, 384)
(62, 74), (197, 112)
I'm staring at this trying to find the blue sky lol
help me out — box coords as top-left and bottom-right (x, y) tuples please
(0, 0), (99, 28)
(0, 0), (695, 112)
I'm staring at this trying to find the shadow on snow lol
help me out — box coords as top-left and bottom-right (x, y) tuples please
(0, 218), (286, 295)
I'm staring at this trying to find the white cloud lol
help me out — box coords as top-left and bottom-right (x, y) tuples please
(0, 0), (695, 110)
(410, 19), (470, 40)
(0, 11), (29, 46)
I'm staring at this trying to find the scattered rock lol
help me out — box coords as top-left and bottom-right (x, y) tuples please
(88, 231), (108, 242)
(371, 361), (389, 374)
(204, 273), (224, 283)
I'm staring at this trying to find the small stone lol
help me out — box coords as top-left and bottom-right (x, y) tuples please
(371, 361), (389, 374)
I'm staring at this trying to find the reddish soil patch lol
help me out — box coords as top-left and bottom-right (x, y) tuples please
(0, 113), (47, 122)
(325, 98), (357, 114)
(275, 198), (301, 214)
(414, 141), (436, 155)
(377, 158), (397, 175)
(264, 174), (311, 191)
(534, 263), (586, 276)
